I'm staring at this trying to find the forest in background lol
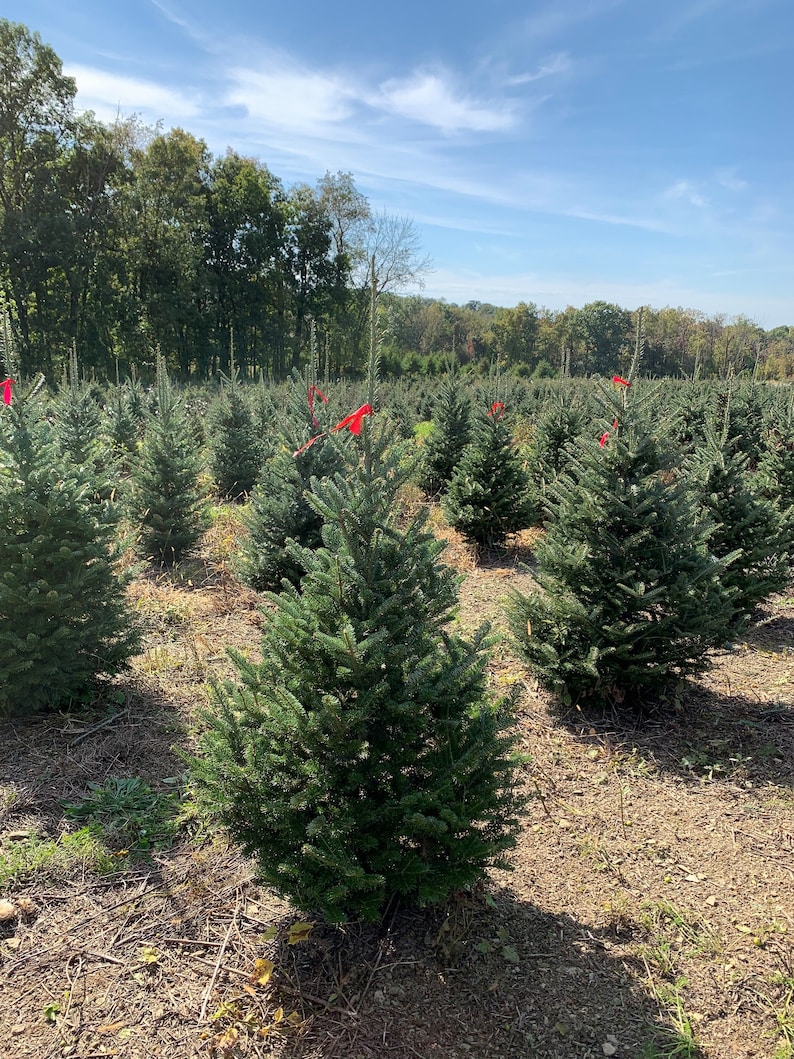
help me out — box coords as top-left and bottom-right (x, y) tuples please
(3, 18), (794, 385)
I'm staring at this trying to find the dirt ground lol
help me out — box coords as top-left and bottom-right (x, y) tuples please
(1, 511), (792, 1059)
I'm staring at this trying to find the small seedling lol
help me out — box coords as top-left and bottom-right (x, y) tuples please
(644, 977), (704, 1058)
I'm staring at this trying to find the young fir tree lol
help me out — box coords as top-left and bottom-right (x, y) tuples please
(508, 377), (736, 710)
(238, 374), (347, 591)
(418, 366), (472, 497)
(191, 420), (524, 922)
(757, 404), (794, 511)
(128, 358), (205, 565)
(527, 387), (583, 503)
(443, 401), (536, 548)
(687, 422), (793, 627)
(104, 375), (146, 474)
(52, 353), (103, 466)
(0, 384), (139, 717)
(52, 349), (118, 508)
(207, 357), (261, 501)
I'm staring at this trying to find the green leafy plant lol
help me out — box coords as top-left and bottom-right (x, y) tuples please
(644, 978), (703, 1058)
(0, 828), (117, 887)
(62, 776), (182, 855)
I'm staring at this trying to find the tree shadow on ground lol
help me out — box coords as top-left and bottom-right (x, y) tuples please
(548, 677), (793, 791)
(265, 886), (668, 1059)
(742, 609), (794, 653)
(470, 531), (540, 574)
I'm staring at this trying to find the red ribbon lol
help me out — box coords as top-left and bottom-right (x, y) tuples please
(331, 403), (373, 437)
(612, 375), (631, 387)
(308, 384), (327, 427)
(293, 403), (374, 457)
(293, 434), (323, 457)
(1, 378), (15, 406)
(488, 401), (505, 419)
(599, 431), (610, 448)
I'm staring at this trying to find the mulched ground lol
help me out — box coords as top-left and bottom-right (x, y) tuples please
(1, 513), (792, 1059)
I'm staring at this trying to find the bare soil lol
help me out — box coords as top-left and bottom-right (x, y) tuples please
(1, 511), (792, 1059)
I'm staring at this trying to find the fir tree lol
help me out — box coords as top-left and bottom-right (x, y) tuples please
(207, 361), (260, 501)
(52, 348), (118, 509)
(128, 358), (205, 565)
(757, 406), (794, 510)
(687, 425), (793, 627)
(251, 378), (279, 468)
(104, 376), (146, 474)
(52, 352), (103, 467)
(443, 401), (536, 548)
(418, 366), (472, 497)
(508, 379), (735, 710)
(191, 422), (524, 922)
(0, 385), (139, 717)
(238, 375), (347, 591)
(527, 387), (583, 503)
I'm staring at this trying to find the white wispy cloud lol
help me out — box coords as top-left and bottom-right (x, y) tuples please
(148, 0), (194, 35)
(225, 66), (358, 133)
(663, 179), (709, 208)
(717, 168), (748, 192)
(507, 52), (572, 85)
(223, 60), (516, 137)
(518, 0), (628, 41)
(376, 71), (515, 133)
(66, 64), (202, 124)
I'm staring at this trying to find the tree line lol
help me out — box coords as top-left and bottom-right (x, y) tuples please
(2, 19), (793, 383)
(382, 299), (794, 382)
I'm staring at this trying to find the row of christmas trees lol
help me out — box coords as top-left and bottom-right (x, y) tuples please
(2, 343), (792, 921)
(4, 353), (792, 714)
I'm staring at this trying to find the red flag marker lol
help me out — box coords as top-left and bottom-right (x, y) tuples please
(1, 378), (15, 406)
(293, 403), (374, 457)
(330, 403), (373, 436)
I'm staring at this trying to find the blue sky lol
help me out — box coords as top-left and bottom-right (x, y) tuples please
(9, 0), (794, 326)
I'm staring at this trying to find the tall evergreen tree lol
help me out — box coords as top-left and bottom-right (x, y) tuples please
(52, 348), (118, 510)
(103, 375), (145, 474)
(508, 379), (736, 710)
(443, 401), (536, 548)
(0, 383), (138, 717)
(52, 349), (104, 467)
(128, 357), (205, 565)
(192, 421), (524, 922)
